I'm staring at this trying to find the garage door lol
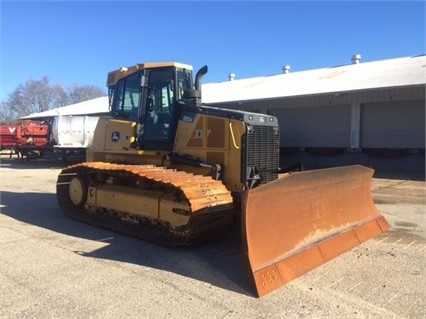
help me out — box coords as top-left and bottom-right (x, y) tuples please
(270, 104), (351, 148)
(361, 100), (425, 148)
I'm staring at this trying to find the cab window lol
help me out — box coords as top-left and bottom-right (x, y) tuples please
(176, 69), (193, 101)
(111, 72), (142, 121)
(140, 68), (174, 143)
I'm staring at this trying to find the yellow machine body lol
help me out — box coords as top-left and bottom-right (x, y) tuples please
(57, 62), (390, 297)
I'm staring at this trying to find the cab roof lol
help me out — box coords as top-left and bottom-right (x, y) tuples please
(107, 62), (193, 86)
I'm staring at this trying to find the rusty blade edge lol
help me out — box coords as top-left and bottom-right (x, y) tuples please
(250, 215), (390, 298)
(251, 215), (389, 272)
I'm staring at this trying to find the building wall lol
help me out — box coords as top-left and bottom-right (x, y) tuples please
(211, 86), (425, 173)
(269, 104), (351, 148)
(361, 100), (425, 148)
(216, 86), (425, 151)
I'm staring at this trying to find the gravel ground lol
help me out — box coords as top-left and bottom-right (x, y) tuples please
(0, 156), (425, 319)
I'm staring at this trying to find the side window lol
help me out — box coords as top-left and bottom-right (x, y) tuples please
(139, 68), (176, 146)
(116, 80), (125, 110)
(177, 69), (193, 101)
(161, 85), (173, 112)
(146, 68), (174, 115)
(108, 87), (115, 111)
(112, 72), (141, 120)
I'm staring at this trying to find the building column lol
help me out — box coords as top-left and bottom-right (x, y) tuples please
(350, 102), (361, 149)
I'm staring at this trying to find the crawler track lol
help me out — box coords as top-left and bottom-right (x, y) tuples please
(56, 162), (235, 246)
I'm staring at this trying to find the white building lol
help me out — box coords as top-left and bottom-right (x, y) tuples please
(203, 55), (425, 173)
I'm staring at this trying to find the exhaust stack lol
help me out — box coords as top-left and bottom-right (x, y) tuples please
(184, 65), (208, 106)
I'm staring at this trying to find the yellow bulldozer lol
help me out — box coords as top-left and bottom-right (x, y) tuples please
(56, 62), (390, 297)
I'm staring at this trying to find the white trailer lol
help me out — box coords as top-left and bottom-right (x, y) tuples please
(51, 115), (100, 160)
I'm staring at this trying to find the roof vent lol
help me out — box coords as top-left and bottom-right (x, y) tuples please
(228, 73), (236, 81)
(282, 65), (291, 74)
(351, 54), (361, 64)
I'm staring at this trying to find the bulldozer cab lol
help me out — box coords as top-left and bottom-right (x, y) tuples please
(107, 63), (193, 151)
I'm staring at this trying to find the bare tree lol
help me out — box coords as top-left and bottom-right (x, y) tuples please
(67, 85), (106, 104)
(0, 77), (106, 122)
(0, 100), (17, 124)
(6, 77), (67, 117)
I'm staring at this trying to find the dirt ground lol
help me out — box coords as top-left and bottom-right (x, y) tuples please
(0, 156), (425, 319)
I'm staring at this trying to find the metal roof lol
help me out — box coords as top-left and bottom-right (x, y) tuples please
(20, 55), (425, 120)
(202, 55), (426, 104)
(20, 96), (109, 119)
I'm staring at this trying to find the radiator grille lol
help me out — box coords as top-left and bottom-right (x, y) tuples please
(243, 125), (279, 188)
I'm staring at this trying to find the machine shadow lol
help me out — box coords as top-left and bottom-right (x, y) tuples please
(0, 191), (254, 297)
(0, 156), (84, 169)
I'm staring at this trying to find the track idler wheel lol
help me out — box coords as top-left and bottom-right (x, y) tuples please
(68, 176), (87, 207)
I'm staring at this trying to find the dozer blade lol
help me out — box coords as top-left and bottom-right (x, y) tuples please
(242, 165), (390, 297)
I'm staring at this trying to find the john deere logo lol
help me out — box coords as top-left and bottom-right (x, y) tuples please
(111, 131), (120, 142)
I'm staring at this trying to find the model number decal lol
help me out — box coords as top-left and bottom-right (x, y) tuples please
(181, 112), (195, 123)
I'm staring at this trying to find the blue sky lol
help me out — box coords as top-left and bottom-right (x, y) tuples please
(1, 1), (425, 101)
